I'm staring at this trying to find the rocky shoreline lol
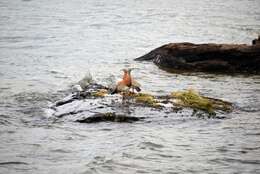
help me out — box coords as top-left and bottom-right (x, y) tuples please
(135, 37), (260, 74)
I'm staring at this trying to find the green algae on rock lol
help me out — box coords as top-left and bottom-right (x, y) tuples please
(134, 93), (158, 105)
(92, 89), (109, 97)
(170, 89), (233, 113)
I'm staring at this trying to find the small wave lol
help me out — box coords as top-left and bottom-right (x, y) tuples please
(224, 158), (260, 165)
(13, 92), (50, 104)
(0, 161), (28, 165)
(0, 87), (11, 92)
(242, 146), (260, 151)
(139, 141), (164, 149)
(0, 118), (12, 126)
(156, 153), (174, 158)
(0, 36), (25, 43)
(85, 156), (146, 174)
(0, 35), (48, 43)
(211, 157), (260, 166)
(54, 75), (69, 79)
(89, 23), (110, 28)
(245, 132), (260, 136)
(238, 107), (260, 112)
(49, 70), (60, 74)
(100, 128), (113, 131)
(50, 149), (73, 153)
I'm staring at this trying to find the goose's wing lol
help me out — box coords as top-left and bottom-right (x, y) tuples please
(132, 79), (141, 87)
(117, 83), (129, 92)
(131, 78), (141, 92)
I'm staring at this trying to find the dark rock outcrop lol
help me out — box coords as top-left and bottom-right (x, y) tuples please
(135, 38), (260, 74)
(76, 113), (145, 123)
(252, 35), (260, 46)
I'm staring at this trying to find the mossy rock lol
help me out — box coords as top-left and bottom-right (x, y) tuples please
(134, 93), (158, 106)
(171, 89), (214, 113)
(204, 97), (233, 112)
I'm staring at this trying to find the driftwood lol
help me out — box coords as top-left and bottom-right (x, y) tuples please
(135, 38), (260, 74)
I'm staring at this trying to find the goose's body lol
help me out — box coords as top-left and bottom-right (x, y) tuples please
(111, 69), (130, 94)
(111, 68), (141, 94)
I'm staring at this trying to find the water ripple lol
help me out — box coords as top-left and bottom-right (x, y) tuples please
(0, 0), (260, 173)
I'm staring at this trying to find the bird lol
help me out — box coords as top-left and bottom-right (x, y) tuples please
(127, 68), (141, 93)
(111, 68), (141, 94)
(111, 69), (131, 94)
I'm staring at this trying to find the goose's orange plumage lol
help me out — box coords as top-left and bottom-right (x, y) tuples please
(111, 69), (131, 94)
(122, 69), (131, 87)
(111, 68), (141, 94)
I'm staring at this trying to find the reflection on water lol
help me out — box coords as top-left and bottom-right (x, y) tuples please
(0, 0), (260, 173)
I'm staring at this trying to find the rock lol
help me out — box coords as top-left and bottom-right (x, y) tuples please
(170, 89), (233, 113)
(72, 84), (83, 93)
(47, 83), (233, 123)
(135, 38), (260, 74)
(52, 83), (108, 108)
(75, 113), (145, 123)
(252, 35), (260, 46)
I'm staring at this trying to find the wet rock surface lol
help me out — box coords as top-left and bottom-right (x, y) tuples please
(76, 113), (146, 123)
(48, 83), (233, 123)
(135, 38), (260, 74)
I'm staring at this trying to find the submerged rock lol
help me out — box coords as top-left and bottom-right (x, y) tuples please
(135, 38), (260, 74)
(76, 113), (145, 123)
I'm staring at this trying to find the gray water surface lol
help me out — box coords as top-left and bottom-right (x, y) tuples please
(0, 0), (260, 173)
